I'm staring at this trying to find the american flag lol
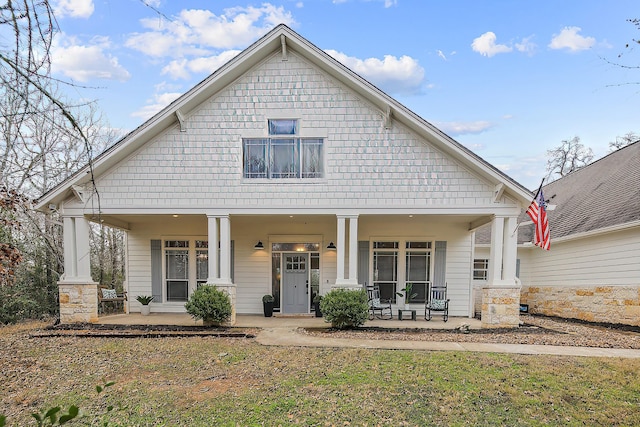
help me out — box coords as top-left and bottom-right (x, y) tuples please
(527, 186), (550, 250)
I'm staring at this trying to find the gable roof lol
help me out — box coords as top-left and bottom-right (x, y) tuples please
(542, 140), (640, 240)
(36, 24), (533, 210)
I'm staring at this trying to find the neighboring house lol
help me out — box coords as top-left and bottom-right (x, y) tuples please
(476, 141), (640, 326)
(35, 25), (533, 327)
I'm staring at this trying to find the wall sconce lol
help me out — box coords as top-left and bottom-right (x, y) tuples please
(326, 241), (336, 250)
(254, 241), (265, 250)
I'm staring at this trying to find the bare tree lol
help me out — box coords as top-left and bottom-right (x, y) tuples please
(546, 136), (594, 181)
(609, 131), (639, 152)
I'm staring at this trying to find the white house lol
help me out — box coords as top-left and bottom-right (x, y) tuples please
(35, 25), (533, 327)
(475, 141), (640, 326)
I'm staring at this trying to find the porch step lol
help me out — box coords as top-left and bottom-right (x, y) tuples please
(273, 313), (315, 318)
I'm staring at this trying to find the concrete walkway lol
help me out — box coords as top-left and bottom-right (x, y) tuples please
(256, 327), (640, 358)
(96, 313), (640, 358)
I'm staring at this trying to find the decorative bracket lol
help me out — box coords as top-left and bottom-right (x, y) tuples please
(492, 183), (505, 203)
(175, 110), (187, 132)
(281, 34), (288, 61)
(384, 105), (392, 129)
(71, 185), (87, 203)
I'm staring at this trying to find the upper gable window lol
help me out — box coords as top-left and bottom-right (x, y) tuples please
(268, 119), (298, 135)
(243, 119), (323, 179)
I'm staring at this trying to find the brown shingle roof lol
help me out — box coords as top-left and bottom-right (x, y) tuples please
(543, 140), (640, 239)
(476, 141), (640, 245)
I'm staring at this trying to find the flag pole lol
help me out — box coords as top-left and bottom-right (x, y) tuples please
(511, 178), (545, 237)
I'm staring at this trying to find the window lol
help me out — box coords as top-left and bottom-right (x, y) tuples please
(269, 119), (297, 135)
(405, 242), (432, 303)
(473, 259), (489, 280)
(164, 239), (211, 301)
(165, 240), (189, 302)
(243, 119), (323, 178)
(195, 240), (208, 288)
(373, 241), (398, 303)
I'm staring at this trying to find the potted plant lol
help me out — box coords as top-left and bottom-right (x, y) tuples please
(262, 294), (275, 317)
(396, 283), (417, 310)
(313, 294), (323, 317)
(136, 295), (154, 316)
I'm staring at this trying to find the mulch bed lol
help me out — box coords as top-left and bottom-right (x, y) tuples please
(30, 323), (257, 339)
(301, 315), (640, 349)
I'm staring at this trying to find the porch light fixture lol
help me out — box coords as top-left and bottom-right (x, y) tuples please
(254, 241), (265, 250)
(326, 241), (336, 250)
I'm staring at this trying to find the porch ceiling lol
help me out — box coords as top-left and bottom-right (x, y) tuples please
(95, 212), (492, 232)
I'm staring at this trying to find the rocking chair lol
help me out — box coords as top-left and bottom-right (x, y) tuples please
(366, 285), (392, 320)
(425, 283), (449, 322)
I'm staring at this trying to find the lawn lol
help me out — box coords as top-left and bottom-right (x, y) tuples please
(1, 323), (639, 426)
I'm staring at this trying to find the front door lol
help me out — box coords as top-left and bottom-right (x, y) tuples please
(282, 253), (309, 313)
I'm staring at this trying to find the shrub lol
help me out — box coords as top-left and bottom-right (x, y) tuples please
(320, 288), (368, 329)
(185, 285), (232, 326)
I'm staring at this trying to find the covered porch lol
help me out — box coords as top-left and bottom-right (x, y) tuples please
(58, 209), (521, 328)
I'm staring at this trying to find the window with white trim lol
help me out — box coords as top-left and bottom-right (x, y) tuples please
(243, 119), (324, 178)
(473, 259), (489, 281)
(164, 239), (209, 302)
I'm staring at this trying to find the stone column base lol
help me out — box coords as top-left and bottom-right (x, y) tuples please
(481, 286), (521, 328)
(58, 281), (99, 324)
(331, 279), (362, 291)
(208, 283), (236, 325)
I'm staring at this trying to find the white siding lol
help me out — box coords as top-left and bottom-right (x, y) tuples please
(519, 227), (640, 287)
(92, 51), (497, 211)
(126, 215), (474, 315)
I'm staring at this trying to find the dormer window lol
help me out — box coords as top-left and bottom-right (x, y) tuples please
(243, 119), (324, 179)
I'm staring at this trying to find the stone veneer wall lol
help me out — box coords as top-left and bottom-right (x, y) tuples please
(58, 283), (98, 323)
(521, 285), (640, 327)
(481, 287), (521, 328)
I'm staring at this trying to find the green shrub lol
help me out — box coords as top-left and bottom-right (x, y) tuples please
(185, 285), (232, 326)
(319, 288), (368, 329)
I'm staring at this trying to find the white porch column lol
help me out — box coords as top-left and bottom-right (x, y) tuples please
(348, 215), (359, 285)
(502, 216), (518, 284)
(335, 215), (346, 284)
(334, 215), (359, 289)
(487, 216), (504, 286)
(62, 217), (77, 279)
(58, 215), (98, 324)
(482, 215), (520, 328)
(206, 215), (219, 283)
(206, 214), (235, 325)
(219, 215), (232, 285)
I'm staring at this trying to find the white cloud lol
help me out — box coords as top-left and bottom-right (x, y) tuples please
(437, 50), (447, 60)
(54, 0), (94, 18)
(125, 4), (296, 58)
(51, 34), (130, 82)
(471, 32), (512, 57)
(435, 120), (494, 136)
(131, 91), (183, 120)
(325, 50), (425, 95)
(548, 26), (595, 52)
(515, 35), (536, 55)
(161, 50), (241, 79)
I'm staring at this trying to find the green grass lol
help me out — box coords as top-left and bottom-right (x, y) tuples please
(1, 326), (639, 426)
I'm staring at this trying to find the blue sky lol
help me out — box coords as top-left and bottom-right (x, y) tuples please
(50, 0), (639, 190)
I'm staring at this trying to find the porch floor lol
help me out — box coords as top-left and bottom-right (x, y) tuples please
(96, 313), (480, 330)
